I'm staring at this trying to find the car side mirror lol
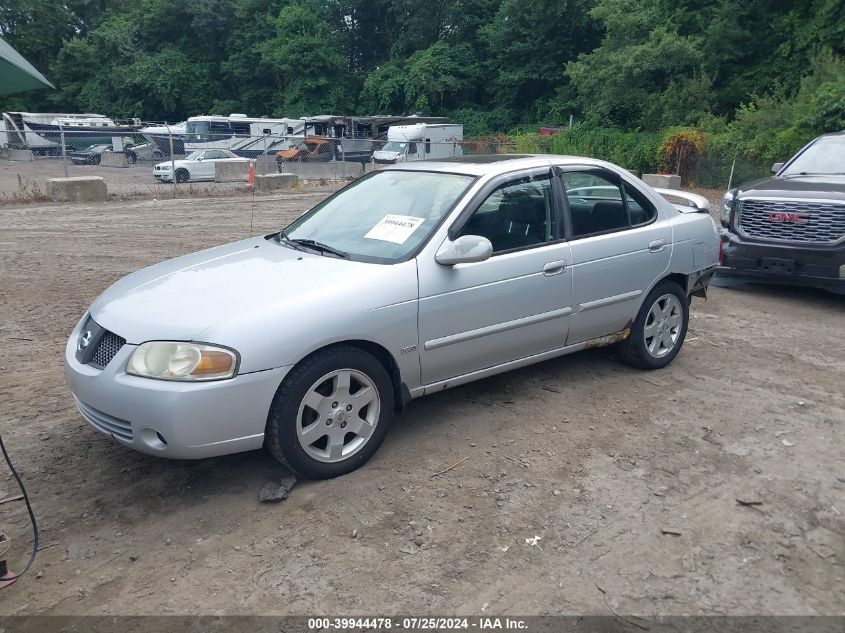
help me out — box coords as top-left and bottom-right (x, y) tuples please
(771, 162), (784, 174)
(435, 235), (493, 266)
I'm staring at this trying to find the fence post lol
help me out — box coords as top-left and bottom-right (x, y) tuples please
(59, 125), (68, 178)
(166, 123), (177, 198)
(727, 154), (737, 191)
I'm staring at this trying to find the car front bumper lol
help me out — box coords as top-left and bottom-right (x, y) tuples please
(64, 318), (291, 459)
(715, 228), (845, 294)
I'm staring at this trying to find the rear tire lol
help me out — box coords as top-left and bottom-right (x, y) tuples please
(265, 346), (394, 479)
(617, 280), (689, 370)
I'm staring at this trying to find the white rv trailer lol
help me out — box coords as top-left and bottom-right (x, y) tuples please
(183, 114), (305, 157)
(297, 114), (451, 163)
(371, 123), (463, 164)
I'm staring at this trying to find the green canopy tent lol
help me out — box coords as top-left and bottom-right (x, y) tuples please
(0, 36), (54, 96)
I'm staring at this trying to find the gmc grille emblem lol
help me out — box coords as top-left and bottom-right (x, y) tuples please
(768, 212), (808, 224)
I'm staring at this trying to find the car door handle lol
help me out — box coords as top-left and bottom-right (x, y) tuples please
(543, 260), (566, 276)
(648, 239), (666, 252)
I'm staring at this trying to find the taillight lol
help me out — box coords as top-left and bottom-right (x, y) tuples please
(718, 240), (726, 265)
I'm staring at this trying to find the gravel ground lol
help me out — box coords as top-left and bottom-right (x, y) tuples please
(0, 188), (842, 617)
(0, 157), (344, 203)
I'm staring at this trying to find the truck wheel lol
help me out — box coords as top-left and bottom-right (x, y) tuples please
(265, 346), (394, 479)
(125, 151), (137, 164)
(617, 280), (689, 370)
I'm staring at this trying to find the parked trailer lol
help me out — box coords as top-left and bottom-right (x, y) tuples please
(183, 114), (304, 157)
(371, 123), (463, 164)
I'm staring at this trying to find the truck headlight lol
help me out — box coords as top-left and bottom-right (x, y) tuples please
(126, 342), (238, 381)
(720, 191), (737, 226)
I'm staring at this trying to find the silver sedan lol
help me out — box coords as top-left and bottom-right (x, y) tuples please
(65, 155), (719, 478)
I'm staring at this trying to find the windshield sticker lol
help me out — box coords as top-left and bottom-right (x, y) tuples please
(364, 214), (425, 244)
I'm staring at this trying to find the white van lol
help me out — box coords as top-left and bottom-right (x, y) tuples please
(372, 123), (463, 164)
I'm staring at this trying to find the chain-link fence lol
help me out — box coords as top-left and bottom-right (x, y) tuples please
(2, 126), (756, 201)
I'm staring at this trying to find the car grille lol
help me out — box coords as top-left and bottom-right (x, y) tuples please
(90, 331), (126, 369)
(73, 396), (133, 441)
(737, 198), (845, 244)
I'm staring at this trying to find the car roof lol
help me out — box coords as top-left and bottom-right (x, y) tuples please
(384, 154), (612, 176)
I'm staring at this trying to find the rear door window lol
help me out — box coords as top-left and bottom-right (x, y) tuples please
(623, 183), (658, 226)
(561, 171), (628, 237)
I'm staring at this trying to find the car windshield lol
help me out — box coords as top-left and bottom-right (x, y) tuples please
(185, 151), (203, 160)
(382, 142), (408, 153)
(283, 170), (475, 262)
(782, 136), (845, 175)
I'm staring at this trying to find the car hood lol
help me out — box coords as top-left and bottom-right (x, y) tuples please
(89, 236), (415, 346)
(736, 175), (845, 202)
(154, 160), (191, 169)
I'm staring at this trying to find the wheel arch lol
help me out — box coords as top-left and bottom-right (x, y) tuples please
(631, 271), (698, 322)
(288, 339), (409, 412)
(644, 271), (696, 300)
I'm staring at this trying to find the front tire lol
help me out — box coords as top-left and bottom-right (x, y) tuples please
(175, 168), (189, 183)
(265, 346), (394, 479)
(617, 280), (689, 370)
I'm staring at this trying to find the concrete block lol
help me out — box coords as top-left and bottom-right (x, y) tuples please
(47, 177), (108, 202)
(254, 173), (298, 191)
(0, 147), (34, 161)
(255, 155), (278, 176)
(100, 152), (129, 168)
(642, 173), (681, 189)
(277, 161), (365, 180)
(214, 161), (251, 182)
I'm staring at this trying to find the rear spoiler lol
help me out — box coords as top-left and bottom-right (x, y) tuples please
(654, 188), (710, 214)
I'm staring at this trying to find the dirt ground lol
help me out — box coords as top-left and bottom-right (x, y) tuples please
(0, 186), (842, 617)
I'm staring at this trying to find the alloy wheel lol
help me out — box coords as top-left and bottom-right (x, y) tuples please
(644, 293), (683, 358)
(296, 368), (380, 463)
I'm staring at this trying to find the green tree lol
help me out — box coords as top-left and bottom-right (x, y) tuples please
(259, 0), (353, 115)
(483, 0), (600, 120)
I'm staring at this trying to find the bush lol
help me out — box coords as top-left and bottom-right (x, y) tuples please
(548, 126), (662, 174)
(658, 127), (706, 184)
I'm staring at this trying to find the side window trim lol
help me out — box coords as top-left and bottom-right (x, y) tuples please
(448, 167), (557, 241)
(622, 181), (659, 228)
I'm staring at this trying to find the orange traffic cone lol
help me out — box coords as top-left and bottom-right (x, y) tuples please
(246, 162), (255, 191)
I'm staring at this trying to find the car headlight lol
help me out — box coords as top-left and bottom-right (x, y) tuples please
(720, 191), (737, 226)
(126, 342), (238, 381)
